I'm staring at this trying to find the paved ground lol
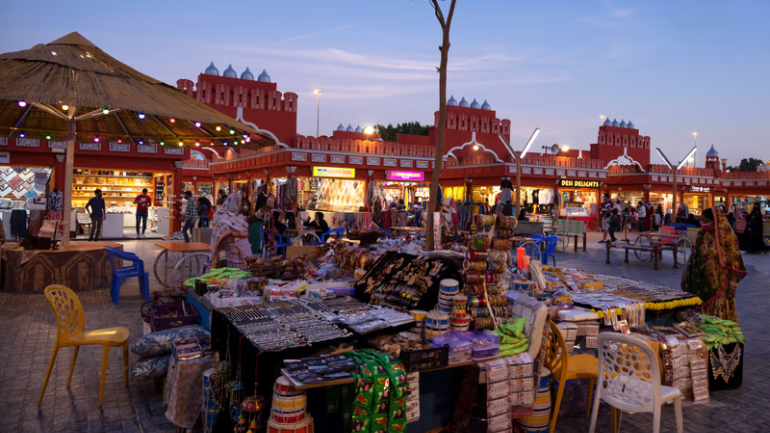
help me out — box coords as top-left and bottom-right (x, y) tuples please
(0, 232), (767, 433)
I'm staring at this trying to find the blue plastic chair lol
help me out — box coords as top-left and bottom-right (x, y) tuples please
(541, 236), (558, 266)
(104, 245), (150, 306)
(313, 227), (346, 245)
(264, 234), (291, 259)
(380, 229), (392, 240)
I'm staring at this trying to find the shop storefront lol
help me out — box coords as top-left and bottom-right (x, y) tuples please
(649, 192), (673, 214)
(300, 167), (364, 212)
(374, 170), (429, 209)
(557, 179), (599, 221)
(684, 186), (712, 216)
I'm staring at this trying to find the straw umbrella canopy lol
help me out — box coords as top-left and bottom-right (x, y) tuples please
(0, 32), (275, 248)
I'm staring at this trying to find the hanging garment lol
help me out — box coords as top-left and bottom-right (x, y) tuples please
(10, 209), (27, 238)
(48, 191), (63, 211)
(532, 189), (540, 205)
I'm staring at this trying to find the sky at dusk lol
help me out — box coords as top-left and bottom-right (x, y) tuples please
(1, 0), (768, 167)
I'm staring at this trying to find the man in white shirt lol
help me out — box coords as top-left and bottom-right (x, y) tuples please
(637, 200), (647, 232)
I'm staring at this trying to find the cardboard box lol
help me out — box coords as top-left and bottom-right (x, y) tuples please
(509, 390), (535, 406)
(509, 377), (534, 392)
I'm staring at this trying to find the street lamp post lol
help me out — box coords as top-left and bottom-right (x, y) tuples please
(656, 145), (697, 224)
(314, 90), (322, 137)
(499, 128), (540, 217)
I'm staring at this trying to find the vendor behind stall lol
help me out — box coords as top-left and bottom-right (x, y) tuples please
(682, 207), (747, 323)
(305, 211), (329, 240)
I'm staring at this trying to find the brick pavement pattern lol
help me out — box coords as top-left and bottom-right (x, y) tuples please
(0, 234), (767, 433)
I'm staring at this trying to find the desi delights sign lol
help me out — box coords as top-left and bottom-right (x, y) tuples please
(386, 170), (425, 181)
(312, 166), (355, 178)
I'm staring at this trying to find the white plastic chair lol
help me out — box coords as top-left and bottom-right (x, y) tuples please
(589, 333), (683, 433)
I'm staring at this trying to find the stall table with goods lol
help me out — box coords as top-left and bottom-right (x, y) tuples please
(126, 216), (748, 433)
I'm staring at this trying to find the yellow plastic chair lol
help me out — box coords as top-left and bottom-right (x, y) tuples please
(544, 321), (600, 433)
(38, 285), (130, 407)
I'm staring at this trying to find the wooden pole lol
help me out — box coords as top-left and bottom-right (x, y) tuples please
(516, 156), (522, 217)
(672, 167), (677, 225)
(61, 108), (76, 248)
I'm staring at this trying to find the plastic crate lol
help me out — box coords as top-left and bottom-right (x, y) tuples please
(400, 345), (449, 372)
(150, 302), (200, 332)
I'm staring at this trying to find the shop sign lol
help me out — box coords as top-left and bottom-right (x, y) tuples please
(137, 143), (157, 154)
(48, 141), (67, 149)
(0, 137), (6, 146)
(16, 138), (40, 148)
(313, 166), (355, 178)
(109, 142), (130, 152)
(79, 142), (101, 151)
(558, 179), (600, 188)
(164, 147), (183, 155)
(0, 151), (9, 164)
(691, 186), (711, 193)
(387, 170), (425, 181)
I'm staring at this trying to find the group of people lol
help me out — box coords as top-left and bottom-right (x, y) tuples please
(599, 194), (660, 243)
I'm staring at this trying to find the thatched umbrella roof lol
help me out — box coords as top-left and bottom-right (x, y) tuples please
(0, 32), (274, 146)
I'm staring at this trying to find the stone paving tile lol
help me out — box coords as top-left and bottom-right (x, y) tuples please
(0, 236), (767, 432)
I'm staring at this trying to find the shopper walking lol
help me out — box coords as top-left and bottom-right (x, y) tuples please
(599, 194), (613, 243)
(637, 200), (647, 232)
(654, 204), (664, 229)
(682, 208), (746, 322)
(608, 208), (620, 242)
(182, 191), (197, 242)
(85, 189), (106, 242)
(133, 188), (151, 237)
(743, 203), (766, 253)
(197, 197), (211, 228)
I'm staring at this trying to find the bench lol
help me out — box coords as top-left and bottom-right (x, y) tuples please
(605, 241), (679, 270)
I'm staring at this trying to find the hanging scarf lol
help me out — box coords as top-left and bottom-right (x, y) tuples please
(681, 207), (747, 322)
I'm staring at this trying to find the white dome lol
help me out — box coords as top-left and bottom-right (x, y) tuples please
(204, 62), (219, 76)
(459, 97), (469, 107)
(223, 64), (237, 78)
(706, 144), (720, 158)
(447, 95), (457, 106)
(481, 100), (492, 110)
(336, 123), (345, 131)
(346, 124), (354, 132)
(240, 67), (254, 80)
(470, 98), (480, 109)
(257, 69), (271, 82)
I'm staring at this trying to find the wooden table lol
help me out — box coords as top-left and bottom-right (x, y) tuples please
(391, 226), (426, 235)
(154, 242), (210, 288)
(1, 241), (122, 292)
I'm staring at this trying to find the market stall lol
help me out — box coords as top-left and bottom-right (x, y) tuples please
(125, 212), (747, 433)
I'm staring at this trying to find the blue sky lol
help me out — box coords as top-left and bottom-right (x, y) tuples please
(1, 0), (768, 166)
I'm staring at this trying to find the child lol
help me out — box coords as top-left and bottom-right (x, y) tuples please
(609, 208), (621, 243)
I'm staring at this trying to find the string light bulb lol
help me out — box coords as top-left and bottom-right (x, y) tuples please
(94, 137), (100, 143)
(195, 122), (201, 128)
(102, 109), (110, 115)
(138, 113), (146, 120)
(118, 139), (122, 143)
(19, 132), (25, 138)
(18, 101), (27, 107)
(61, 104), (69, 111)
(45, 133), (51, 140)
(195, 141), (200, 147)
(170, 118), (176, 123)
(215, 126), (221, 131)
(178, 141), (183, 147)
(139, 140), (144, 145)
(229, 128), (235, 135)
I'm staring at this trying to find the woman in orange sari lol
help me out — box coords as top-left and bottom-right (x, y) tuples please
(681, 207), (747, 322)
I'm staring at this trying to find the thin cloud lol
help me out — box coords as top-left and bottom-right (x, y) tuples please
(272, 25), (357, 46)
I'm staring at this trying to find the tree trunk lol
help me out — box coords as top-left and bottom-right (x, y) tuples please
(425, 0), (456, 251)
